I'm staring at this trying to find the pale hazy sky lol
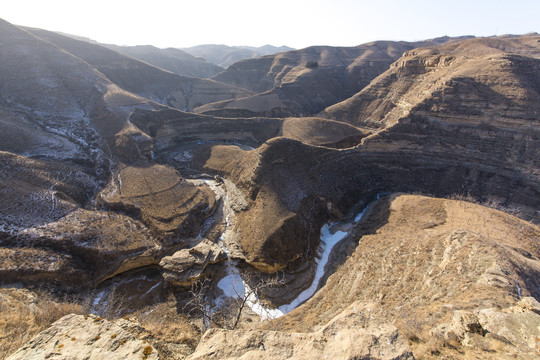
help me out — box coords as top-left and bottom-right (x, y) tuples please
(1, 0), (538, 49)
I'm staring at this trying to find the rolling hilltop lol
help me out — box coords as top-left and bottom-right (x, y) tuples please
(196, 37), (475, 117)
(182, 44), (294, 67)
(55, 31), (225, 78)
(0, 17), (539, 360)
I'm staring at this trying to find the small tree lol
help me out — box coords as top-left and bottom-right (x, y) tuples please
(305, 61), (319, 69)
(187, 274), (284, 331)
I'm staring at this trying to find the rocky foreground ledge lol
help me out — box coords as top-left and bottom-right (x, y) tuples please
(7, 296), (540, 360)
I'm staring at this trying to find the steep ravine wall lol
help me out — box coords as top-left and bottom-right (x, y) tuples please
(200, 124), (538, 272)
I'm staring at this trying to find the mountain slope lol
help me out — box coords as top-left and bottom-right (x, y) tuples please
(103, 44), (224, 78)
(24, 27), (252, 111)
(197, 39), (468, 116)
(256, 195), (539, 360)
(322, 35), (540, 128)
(192, 36), (540, 272)
(0, 19), (219, 289)
(182, 44), (293, 67)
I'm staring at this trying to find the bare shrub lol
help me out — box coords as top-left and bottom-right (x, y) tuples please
(133, 301), (200, 348)
(187, 273), (285, 331)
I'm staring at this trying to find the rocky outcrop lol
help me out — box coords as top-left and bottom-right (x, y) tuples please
(188, 301), (414, 360)
(160, 239), (227, 286)
(433, 297), (540, 358)
(7, 314), (159, 360)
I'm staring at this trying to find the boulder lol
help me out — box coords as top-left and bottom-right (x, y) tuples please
(188, 301), (413, 360)
(431, 297), (540, 357)
(7, 314), (159, 360)
(432, 311), (486, 341)
(477, 297), (540, 354)
(160, 239), (227, 286)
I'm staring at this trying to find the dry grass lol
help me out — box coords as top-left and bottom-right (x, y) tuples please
(265, 194), (539, 359)
(133, 301), (201, 350)
(0, 288), (86, 359)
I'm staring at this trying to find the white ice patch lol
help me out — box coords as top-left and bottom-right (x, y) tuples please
(91, 289), (107, 313)
(274, 226), (347, 316)
(142, 282), (161, 298)
(218, 273), (245, 299)
(216, 271), (283, 320)
(354, 207), (368, 222)
(247, 206), (369, 319)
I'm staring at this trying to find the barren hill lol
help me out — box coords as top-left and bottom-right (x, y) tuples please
(197, 39), (472, 116)
(0, 18), (220, 288)
(201, 195), (540, 360)
(24, 27), (252, 111)
(182, 44), (294, 68)
(103, 44), (224, 78)
(322, 35), (540, 129)
(188, 33), (540, 271)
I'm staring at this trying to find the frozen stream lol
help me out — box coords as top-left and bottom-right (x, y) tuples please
(204, 178), (369, 320)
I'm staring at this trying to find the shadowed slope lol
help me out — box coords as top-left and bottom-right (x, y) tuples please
(104, 44), (223, 78)
(24, 27), (253, 111)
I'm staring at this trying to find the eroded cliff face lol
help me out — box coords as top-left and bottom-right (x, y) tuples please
(200, 125), (538, 272)
(198, 35), (540, 272)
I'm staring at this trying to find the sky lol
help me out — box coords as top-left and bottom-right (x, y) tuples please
(1, 0), (539, 49)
